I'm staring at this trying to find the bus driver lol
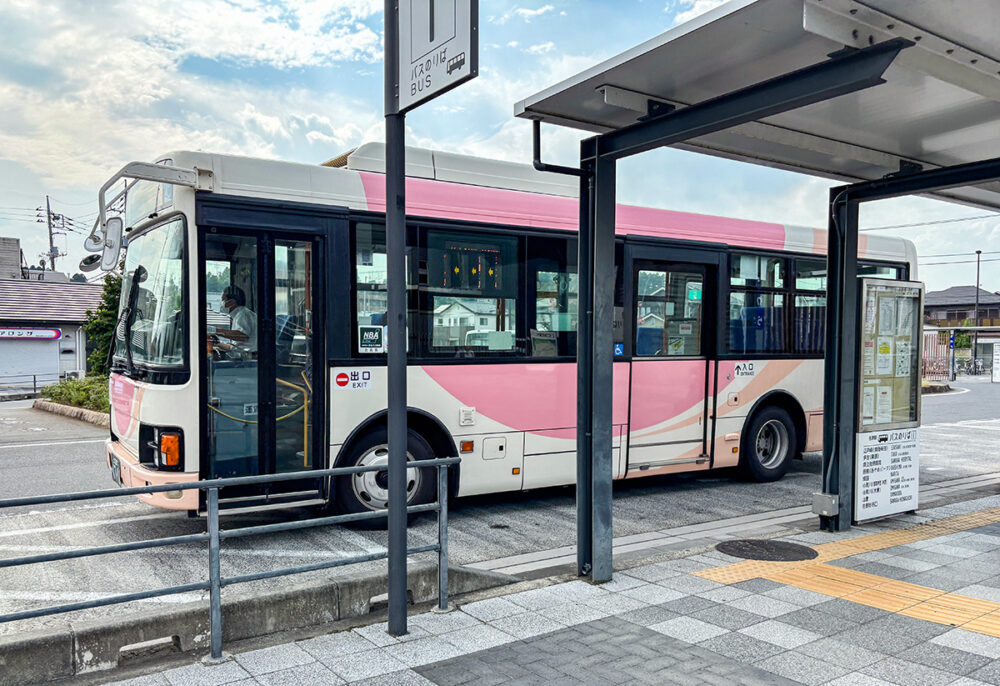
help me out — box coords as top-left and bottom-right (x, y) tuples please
(216, 285), (257, 350)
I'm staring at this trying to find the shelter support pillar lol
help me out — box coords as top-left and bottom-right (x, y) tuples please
(818, 156), (1000, 531)
(577, 138), (616, 582)
(820, 190), (860, 531)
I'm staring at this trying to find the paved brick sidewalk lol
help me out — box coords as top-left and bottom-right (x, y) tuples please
(107, 493), (1000, 686)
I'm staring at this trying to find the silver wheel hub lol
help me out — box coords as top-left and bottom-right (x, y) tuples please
(755, 419), (789, 469)
(351, 444), (420, 510)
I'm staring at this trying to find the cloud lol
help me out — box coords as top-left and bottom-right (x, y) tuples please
(0, 1), (384, 187)
(525, 42), (556, 55)
(492, 4), (555, 25)
(671, 0), (729, 25)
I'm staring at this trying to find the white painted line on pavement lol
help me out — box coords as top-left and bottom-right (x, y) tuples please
(0, 438), (106, 450)
(0, 500), (127, 520)
(923, 386), (971, 397)
(0, 590), (204, 604)
(0, 512), (176, 539)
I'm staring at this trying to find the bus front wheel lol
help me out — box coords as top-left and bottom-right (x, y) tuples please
(740, 406), (796, 482)
(332, 427), (436, 524)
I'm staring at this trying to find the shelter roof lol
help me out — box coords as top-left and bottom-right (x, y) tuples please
(516, 0), (1000, 210)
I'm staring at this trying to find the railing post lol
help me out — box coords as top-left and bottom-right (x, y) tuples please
(33, 375), (37, 393)
(207, 487), (223, 660)
(437, 463), (449, 611)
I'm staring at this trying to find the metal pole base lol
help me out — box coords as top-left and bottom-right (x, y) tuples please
(201, 651), (233, 666)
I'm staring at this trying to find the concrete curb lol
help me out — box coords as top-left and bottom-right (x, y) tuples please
(921, 382), (951, 394)
(0, 561), (516, 685)
(31, 399), (110, 428)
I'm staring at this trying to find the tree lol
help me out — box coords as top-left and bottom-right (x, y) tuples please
(83, 272), (122, 375)
(70, 273), (87, 283)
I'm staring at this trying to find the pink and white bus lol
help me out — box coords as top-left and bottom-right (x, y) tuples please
(97, 144), (916, 515)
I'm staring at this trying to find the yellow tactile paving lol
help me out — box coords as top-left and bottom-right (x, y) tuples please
(844, 588), (920, 613)
(691, 506), (1000, 636)
(872, 579), (943, 602)
(931, 593), (1000, 614)
(900, 602), (985, 626)
(963, 611), (1000, 636)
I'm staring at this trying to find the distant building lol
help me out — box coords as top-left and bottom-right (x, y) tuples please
(924, 286), (1000, 328)
(0, 239), (105, 388)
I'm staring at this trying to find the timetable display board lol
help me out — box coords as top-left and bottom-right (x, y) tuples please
(854, 279), (923, 523)
(857, 280), (923, 431)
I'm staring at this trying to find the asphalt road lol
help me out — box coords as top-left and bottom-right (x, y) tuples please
(0, 379), (997, 636)
(0, 400), (110, 500)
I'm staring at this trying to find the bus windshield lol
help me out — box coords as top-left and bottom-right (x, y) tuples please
(113, 218), (186, 371)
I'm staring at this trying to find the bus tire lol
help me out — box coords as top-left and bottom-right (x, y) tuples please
(332, 426), (436, 525)
(740, 406), (796, 483)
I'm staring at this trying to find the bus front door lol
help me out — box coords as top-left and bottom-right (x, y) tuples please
(626, 254), (716, 475)
(202, 231), (324, 511)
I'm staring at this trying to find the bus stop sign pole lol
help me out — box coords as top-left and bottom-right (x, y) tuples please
(385, 0), (478, 637)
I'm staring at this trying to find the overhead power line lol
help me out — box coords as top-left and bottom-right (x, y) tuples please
(860, 213), (1000, 232)
(920, 257), (1000, 266)
(920, 249), (1000, 258)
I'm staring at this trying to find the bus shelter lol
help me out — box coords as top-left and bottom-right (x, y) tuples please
(514, 0), (1000, 582)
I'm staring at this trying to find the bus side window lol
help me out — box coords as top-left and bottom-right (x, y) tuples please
(355, 223), (388, 332)
(528, 235), (577, 357)
(422, 229), (521, 356)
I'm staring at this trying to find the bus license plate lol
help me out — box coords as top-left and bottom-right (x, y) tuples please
(110, 455), (122, 486)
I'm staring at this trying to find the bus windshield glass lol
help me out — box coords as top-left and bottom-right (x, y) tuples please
(113, 219), (186, 370)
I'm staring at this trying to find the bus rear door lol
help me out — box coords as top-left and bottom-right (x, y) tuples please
(625, 242), (721, 475)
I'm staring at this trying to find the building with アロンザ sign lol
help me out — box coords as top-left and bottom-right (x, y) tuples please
(0, 278), (104, 389)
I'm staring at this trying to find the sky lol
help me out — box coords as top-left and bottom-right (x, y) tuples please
(0, 0), (997, 292)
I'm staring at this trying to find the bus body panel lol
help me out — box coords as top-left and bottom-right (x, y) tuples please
(100, 149), (915, 514)
(329, 363), (632, 497)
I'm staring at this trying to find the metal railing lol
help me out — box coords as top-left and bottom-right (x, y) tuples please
(0, 457), (460, 660)
(0, 372), (62, 392)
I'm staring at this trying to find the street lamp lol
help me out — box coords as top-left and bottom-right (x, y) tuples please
(974, 249), (982, 374)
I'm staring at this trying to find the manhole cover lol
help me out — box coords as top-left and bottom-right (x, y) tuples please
(715, 539), (818, 562)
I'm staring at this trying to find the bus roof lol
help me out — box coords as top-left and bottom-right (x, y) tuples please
(160, 147), (916, 270)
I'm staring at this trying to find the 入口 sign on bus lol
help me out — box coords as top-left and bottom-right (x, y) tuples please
(397, 0), (478, 112)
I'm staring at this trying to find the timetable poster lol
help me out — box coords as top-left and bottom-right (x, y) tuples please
(857, 280), (923, 432)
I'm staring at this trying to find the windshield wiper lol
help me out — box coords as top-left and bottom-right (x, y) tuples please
(114, 266), (147, 377)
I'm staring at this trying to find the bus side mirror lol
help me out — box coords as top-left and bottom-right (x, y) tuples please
(79, 254), (102, 272)
(101, 217), (124, 271)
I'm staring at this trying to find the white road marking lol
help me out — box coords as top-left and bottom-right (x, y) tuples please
(0, 590), (204, 604)
(0, 501), (130, 521)
(923, 386), (971, 397)
(0, 512), (176, 539)
(0, 438), (106, 450)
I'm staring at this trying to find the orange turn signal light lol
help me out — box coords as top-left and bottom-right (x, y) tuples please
(160, 433), (181, 467)
(732, 446), (738, 453)
(512, 467), (520, 475)
(460, 440), (474, 453)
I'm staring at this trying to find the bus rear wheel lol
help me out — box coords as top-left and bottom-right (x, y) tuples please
(740, 406), (796, 482)
(332, 427), (436, 525)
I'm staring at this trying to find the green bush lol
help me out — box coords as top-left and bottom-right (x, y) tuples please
(41, 376), (110, 413)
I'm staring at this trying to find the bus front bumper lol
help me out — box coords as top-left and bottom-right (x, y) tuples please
(106, 439), (199, 511)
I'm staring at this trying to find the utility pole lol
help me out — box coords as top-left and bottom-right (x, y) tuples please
(974, 249), (982, 374)
(45, 195), (57, 272)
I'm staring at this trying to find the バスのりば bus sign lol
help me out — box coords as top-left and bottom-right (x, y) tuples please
(0, 328), (61, 340)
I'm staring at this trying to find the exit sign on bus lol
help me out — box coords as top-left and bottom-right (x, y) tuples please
(397, 0), (478, 113)
(687, 287), (702, 301)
